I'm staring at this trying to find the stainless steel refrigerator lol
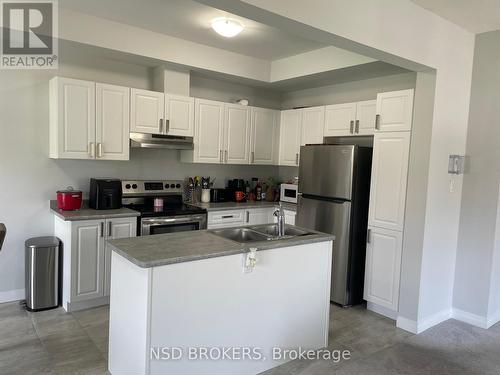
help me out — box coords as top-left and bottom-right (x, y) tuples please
(297, 144), (372, 306)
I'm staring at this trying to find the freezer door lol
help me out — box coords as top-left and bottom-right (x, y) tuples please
(297, 196), (351, 305)
(299, 145), (354, 200)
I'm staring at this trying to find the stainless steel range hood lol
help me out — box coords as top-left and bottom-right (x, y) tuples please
(130, 132), (194, 150)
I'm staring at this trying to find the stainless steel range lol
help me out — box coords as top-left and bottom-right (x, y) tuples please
(121, 180), (207, 236)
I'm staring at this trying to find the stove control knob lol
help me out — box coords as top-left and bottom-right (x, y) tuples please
(132, 184), (138, 189)
(176, 184), (181, 188)
(164, 184), (170, 189)
(170, 184), (176, 188)
(125, 184), (131, 189)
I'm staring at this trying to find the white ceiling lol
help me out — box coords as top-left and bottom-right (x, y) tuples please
(59, 0), (328, 60)
(412, 0), (500, 34)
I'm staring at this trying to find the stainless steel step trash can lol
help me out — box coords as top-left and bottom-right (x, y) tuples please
(25, 237), (60, 311)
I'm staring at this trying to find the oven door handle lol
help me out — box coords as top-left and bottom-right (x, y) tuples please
(142, 216), (205, 225)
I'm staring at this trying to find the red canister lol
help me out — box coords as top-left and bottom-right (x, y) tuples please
(57, 187), (83, 211)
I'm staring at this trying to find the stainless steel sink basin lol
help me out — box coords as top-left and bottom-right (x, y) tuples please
(250, 224), (312, 237)
(210, 228), (270, 243)
(210, 225), (314, 243)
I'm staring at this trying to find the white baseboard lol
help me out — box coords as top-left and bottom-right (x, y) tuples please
(397, 309), (452, 334)
(487, 309), (500, 328)
(452, 308), (489, 329)
(366, 302), (398, 320)
(0, 289), (25, 304)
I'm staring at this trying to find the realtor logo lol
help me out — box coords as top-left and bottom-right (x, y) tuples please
(1, 0), (58, 69)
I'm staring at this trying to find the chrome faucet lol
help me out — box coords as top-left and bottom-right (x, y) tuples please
(274, 204), (285, 237)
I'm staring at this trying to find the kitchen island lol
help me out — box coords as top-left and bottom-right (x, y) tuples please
(107, 225), (334, 375)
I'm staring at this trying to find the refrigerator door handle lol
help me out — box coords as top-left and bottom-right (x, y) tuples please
(350, 120), (354, 134)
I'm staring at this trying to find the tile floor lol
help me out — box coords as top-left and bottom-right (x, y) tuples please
(1, 301), (499, 374)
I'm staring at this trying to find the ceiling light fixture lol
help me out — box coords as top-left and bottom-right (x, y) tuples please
(211, 17), (244, 38)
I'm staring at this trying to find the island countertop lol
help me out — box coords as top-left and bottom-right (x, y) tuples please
(107, 225), (334, 268)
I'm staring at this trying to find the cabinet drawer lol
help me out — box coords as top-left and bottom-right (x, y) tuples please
(208, 210), (246, 225)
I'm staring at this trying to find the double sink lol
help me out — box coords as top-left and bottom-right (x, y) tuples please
(210, 224), (313, 244)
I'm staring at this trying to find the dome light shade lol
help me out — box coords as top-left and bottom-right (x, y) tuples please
(211, 17), (244, 38)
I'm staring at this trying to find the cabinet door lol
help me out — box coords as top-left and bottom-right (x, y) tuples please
(250, 107), (279, 165)
(355, 100), (376, 135)
(324, 103), (356, 137)
(364, 227), (402, 312)
(95, 83), (130, 161)
(50, 77), (96, 159)
(71, 220), (105, 302)
(246, 208), (276, 225)
(165, 94), (194, 137)
(193, 99), (224, 164)
(224, 104), (251, 164)
(283, 209), (296, 225)
(301, 106), (325, 146)
(130, 88), (164, 134)
(207, 210), (246, 229)
(368, 132), (410, 231)
(375, 89), (414, 132)
(104, 218), (137, 297)
(279, 109), (301, 166)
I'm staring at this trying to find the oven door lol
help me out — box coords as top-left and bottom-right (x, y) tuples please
(141, 214), (207, 236)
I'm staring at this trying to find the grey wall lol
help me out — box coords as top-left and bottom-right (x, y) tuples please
(0, 48), (278, 297)
(281, 72), (416, 109)
(454, 30), (500, 319)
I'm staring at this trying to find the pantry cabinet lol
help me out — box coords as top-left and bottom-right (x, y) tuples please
(364, 226), (403, 312)
(50, 78), (130, 161)
(375, 89), (414, 132)
(250, 107), (279, 165)
(368, 132), (411, 231)
(55, 215), (137, 312)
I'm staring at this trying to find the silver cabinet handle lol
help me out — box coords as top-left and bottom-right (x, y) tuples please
(89, 142), (96, 158)
(100, 222), (104, 238)
(350, 120), (354, 134)
(367, 229), (371, 243)
(375, 114), (380, 130)
(159, 119), (164, 134)
(219, 150), (223, 163)
(246, 211), (250, 223)
(225, 150), (228, 163)
(251, 151), (255, 164)
(108, 221), (112, 237)
(97, 143), (103, 158)
(355, 120), (360, 134)
(222, 215), (234, 219)
(165, 119), (170, 134)
(295, 153), (299, 165)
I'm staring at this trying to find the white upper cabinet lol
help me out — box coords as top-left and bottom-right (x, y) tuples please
(368, 132), (411, 231)
(364, 226), (403, 312)
(355, 100), (377, 135)
(224, 103), (251, 164)
(279, 109), (302, 166)
(300, 106), (325, 146)
(324, 103), (356, 136)
(375, 89), (414, 132)
(192, 98), (224, 164)
(130, 88), (164, 134)
(250, 107), (279, 165)
(50, 77), (96, 159)
(165, 94), (194, 137)
(95, 83), (130, 161)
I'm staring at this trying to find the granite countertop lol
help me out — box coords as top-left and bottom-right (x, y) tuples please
(108, 224), (334, 268)
(191, 200), (296, 211)
(50, 200), (140, 221)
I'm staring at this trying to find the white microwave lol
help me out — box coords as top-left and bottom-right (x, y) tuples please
(280, 183), (299, 204)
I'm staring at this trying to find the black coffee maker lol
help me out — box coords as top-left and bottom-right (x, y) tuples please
(89, 178), (122, 210)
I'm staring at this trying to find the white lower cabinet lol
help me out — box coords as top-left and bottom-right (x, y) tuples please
(364, 226), (403, 315)
(207, 207), (277, 229)
(55, 216), (136, 312)
(283, 209), (296, 225)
